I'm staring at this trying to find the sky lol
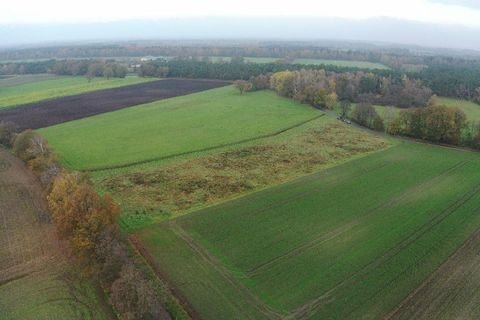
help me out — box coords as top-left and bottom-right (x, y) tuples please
(2, 0), (480, 28)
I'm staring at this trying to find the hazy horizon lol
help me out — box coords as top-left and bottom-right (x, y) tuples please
(1, 16), (480, 52)
(2, 0), (480, 52)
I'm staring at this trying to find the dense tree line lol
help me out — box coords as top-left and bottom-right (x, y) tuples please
(256, 69), (431, 109)
(417, 63), (480, 102)
(389, 104), (467, 145)
(239, 69), (480, 149)
(0, 59), (127, 79)
(140, 59), (395, 80)
(4, 128), (171, 320)
(0, 42), (389, 62)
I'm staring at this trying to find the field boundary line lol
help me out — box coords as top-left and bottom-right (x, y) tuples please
(128, 234), (201, 320)
(247, 161), (468, 276)
(288, 179), (480, 320)
(169, 222), (284, 320)
(82, 114), (325, 172)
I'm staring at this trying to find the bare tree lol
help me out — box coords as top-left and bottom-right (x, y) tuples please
(339, 100), (351, 119)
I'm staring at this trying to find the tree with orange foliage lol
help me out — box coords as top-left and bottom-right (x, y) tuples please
(47, 172), (119, 259)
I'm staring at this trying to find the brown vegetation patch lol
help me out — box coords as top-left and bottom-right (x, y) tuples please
(102, 123), (389, 221)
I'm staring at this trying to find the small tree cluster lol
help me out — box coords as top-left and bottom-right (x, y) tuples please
(351, 103), (384, 131)
(52, 60), (127, 79)
(391, 105), (466, 145)
(110, 263), (170, 320)
(86, 62), (127, 81)
(47, 172), (119, 259)
(270, 70), (338, 109)
(138, 62), (169, 77)
(92, 226), (170, 320)
(248, 74), (271, 90)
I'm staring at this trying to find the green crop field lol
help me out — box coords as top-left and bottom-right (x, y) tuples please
(0, 76), (152, 109)
(40, 86), (321, 171)
(137, 142), (480, 319)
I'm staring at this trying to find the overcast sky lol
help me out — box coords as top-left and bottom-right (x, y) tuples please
(3, 0), (480, 27)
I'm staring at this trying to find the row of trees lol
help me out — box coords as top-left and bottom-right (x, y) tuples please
(139, 59), (395, 80)
(3, 127), (170, 320)
(52, 60), (127, 79)
(0, 43), (387, 62)
(0, 59), (128, 79)
(389, 104), (468, 145)
(347, 98), (480, 149)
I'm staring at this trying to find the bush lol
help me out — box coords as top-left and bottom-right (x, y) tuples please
(0, 121), (16, 148)
(110, 263), (170, 320)
(233, 80), (253, 94)
(12, 130), (60, 185)
(350, 103), (385, 131)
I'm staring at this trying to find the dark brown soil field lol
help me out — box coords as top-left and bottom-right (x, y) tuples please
(0, 78), (229, 130)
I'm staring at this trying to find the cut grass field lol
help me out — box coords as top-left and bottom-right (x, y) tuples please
(0, 75), (152, 109)
(40, 86), (321, 171)
(209, 56), (390, 69)
(137, 142), (480, 319)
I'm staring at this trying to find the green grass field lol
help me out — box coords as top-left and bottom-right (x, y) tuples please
(41, 86), (321, 171)
(0, 76), (152, 109)
(138, 142), (480, 319)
